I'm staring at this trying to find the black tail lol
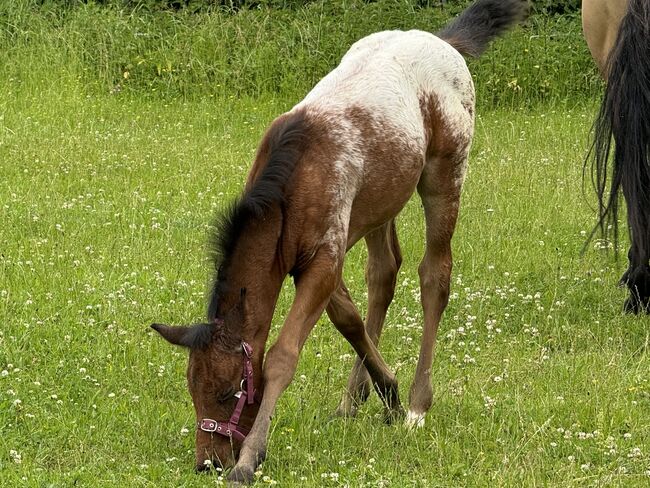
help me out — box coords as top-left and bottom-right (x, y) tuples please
(586, 0), (650, 312)
(436, 0), (528, 57)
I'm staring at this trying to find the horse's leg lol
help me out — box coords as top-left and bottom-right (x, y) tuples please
(335, 220), (402, 417)
(326, 278), (403, 422)
(228, 251), (341, 484)
(622, 235), (650, 314)
(587, 0), (650, 313)
(407, 151), (467, 428)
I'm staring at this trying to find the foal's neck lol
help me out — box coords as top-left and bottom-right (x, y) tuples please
(224, 206), (287, 348)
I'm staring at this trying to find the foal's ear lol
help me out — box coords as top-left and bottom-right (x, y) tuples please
(151, 323), (212, 349)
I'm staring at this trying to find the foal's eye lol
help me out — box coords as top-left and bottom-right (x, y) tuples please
(217, 387), (235, 403)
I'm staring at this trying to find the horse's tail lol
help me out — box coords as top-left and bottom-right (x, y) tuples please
(436, 0), (528, 57)
(586, 0), (650, 311)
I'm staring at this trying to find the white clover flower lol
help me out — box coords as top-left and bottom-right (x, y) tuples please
(628, 447), (642, 458)
(9, 450), (22, 464)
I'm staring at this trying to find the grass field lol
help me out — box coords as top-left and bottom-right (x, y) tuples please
(1, 2), (649, 486)
(2, 89), (649, 486)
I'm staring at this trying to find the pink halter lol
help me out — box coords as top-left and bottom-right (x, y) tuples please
(197, 341), (260, 442)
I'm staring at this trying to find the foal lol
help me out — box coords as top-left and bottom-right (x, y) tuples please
(153, 0), (527, 483)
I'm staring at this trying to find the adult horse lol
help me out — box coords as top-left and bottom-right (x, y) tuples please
(152, 0), (527, 483)
(583, 0), (650, 313)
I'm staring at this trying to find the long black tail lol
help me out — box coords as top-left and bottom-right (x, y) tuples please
(436, 0), (528, 57)
(586, 0), (650, 312)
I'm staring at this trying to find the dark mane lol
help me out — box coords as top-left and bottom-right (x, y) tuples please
(207, 108), (311, 320)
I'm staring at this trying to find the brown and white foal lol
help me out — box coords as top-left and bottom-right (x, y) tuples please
(152, 0), (527, 483)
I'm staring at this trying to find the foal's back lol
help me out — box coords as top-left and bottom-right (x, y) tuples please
(286, 30), (475, 248)
(302, 30), (473, 125)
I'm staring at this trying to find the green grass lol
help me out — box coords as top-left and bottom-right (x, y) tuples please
(0, 1), (648, 485)
(1, 87), (649, 486)
(0, 1), (600, 106)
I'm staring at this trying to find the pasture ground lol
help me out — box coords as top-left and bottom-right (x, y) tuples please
(1, 90), (649, 486)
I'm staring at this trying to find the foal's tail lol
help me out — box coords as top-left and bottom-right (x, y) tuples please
(586, 0), (650, 312)
(436, 0), (528, 57)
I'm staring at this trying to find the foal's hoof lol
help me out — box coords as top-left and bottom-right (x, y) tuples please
(227, 466), (255, 486)
(333, 403), (359, 419)
(383, 405), (406, 425)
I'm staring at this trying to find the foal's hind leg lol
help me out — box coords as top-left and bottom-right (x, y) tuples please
(326, 279), (404, 423)
(407, 150), (468, 428)
(335, 221), (402, 417)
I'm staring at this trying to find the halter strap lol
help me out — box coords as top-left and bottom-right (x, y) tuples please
(197, 341), (260, 442)
(241, 342), (256, 405)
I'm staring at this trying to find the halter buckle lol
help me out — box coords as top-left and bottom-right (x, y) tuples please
(198, 418), (219, 433)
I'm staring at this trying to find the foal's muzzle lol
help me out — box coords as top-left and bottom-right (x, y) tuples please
(197, 341), (260, 442)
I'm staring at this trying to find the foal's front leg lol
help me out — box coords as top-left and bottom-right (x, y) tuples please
(228, 254), (340, 484)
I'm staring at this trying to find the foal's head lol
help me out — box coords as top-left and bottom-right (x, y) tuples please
(152, 300), (260, 471)
(151, 110), (309, 471)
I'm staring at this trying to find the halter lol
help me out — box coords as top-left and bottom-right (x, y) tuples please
(197, 341), (261, 442)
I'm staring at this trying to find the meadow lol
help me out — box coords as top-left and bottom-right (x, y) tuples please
(1, 1), (649, 486)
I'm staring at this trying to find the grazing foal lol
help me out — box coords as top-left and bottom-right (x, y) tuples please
(153, 0), (527, 483)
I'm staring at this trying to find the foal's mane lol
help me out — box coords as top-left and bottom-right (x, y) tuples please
(207, 108), (310, 322)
